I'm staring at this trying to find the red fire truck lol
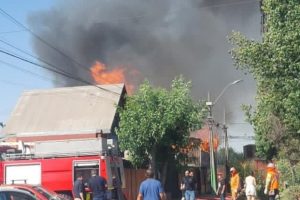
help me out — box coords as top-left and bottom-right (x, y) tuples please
(0, 139), (126, 200)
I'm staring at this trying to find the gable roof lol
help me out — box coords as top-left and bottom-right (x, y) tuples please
(2, 84), (126, 137)
(190, 124), (219, 141)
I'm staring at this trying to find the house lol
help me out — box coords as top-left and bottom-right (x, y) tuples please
(182, 125), (220, 194)
(1, 83), (126, 155)
(0, 84), (133, 199)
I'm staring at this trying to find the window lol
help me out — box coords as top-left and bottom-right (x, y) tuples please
(3, 191), (36, 200)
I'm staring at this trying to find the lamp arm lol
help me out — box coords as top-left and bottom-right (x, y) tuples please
(213, 79), (242, 105)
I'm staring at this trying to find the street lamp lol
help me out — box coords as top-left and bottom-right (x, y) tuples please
(205, 79), (243, 194)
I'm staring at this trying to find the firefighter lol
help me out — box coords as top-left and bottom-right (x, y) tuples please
(73, 173), (84, 200)
(229, 167), (240, 200)
(264, 163), (279, 200)
(88, 169), (107, 200)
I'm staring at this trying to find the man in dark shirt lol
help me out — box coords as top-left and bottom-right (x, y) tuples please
(181, 170), (190, 199)
(217, 174), (226, 200)
(184, 171), (197, 200)
(88, 169), (107, 200)
(73, 174), (84, 200)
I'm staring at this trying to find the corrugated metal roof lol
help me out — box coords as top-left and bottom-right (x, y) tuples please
(2, 84), (125, 137)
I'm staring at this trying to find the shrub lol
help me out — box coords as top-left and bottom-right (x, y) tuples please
(280, 185), (300, 200)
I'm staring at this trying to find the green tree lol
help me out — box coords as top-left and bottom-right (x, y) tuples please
(229, 0), (300, 161)
(116, 76), (206, 179)
(277, 159), (300, 199)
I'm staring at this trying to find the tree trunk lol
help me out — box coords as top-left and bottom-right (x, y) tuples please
(150, 146), (157, 178)
(289, 161), (296, 185)
(161, 160), (168, 187)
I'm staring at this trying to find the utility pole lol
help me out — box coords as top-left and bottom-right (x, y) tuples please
(205, 80), (242, 194)
(222, 122), (230, 192)
(206, 97), (217, 194)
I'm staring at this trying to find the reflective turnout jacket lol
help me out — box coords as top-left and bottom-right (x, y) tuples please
(265, 169), (279, 191)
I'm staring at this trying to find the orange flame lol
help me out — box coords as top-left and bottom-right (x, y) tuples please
(200, 138), (219, 152)
(90, 61), (135, 94)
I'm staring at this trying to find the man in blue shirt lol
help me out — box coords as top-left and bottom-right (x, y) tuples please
(137, 169), (166, 200)
(88, 169), (107, 200)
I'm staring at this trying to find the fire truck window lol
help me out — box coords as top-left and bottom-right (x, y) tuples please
(74, 165), (99, 183)
(14, 189), (34, 196)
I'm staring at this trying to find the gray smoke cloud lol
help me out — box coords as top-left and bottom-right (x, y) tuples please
(28, 0), (260, 143)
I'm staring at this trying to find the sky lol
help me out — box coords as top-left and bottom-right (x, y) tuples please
(0, 0), (261, 152)
(0, 0), (55, 121)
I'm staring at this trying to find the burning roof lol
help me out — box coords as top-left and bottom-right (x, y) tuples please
(190, 125), (219, 152)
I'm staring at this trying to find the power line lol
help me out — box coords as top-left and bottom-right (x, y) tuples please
(0, 79), (37, 88)
(197, 0), (259, 9)
(94, 0), (259, 25)
(228, 135), (255, 140)
(0, 49), (120, 95)
(0, 39), (123, 94)
(0, 59), (58, 83)
(0, 39), (70, 74)
(0, 8), (93, 75)
(0, 30), (26, 35)
(0, 8), (126, 95)
(0, 49), (80, 80)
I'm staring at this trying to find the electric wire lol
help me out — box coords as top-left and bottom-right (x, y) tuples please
(0, 79), (38, 88)
(0, 49), (120, 95)
(0, 39), (72, 74)
(197, 0), (259, 9)
(92, 0), (259, 25)
(0, 30), (26, 35)
(0, 9), (124, 95)
(0, 59), (59, 83)
(0, 8), (93, 74)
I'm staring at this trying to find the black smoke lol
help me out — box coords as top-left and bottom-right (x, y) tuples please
(28, 0), (260, 129)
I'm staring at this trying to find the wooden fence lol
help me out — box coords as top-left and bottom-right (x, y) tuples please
(122, 168), (146, 200)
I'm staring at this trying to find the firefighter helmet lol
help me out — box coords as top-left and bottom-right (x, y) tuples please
(267, 163), (275, 168)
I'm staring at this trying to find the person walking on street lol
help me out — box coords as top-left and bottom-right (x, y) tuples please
(73, 174), (84, 200)
(180, 170), (189, 200)
(184, 171), (197, 200)
(88, 169), (107, 200)
(217, 174), (226, 200)
(244, 171), (256, 200)
(264, 163), (279, 200)
(137, 168), (166, 200)
(230, 167), (240, 200)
